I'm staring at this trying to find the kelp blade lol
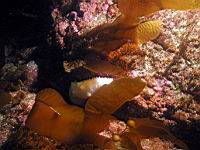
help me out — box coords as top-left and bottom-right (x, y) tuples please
(121, 132), (143, 150)
(89, 0), (200, 53)
(118, 0), (200, 19)
(35, 88), (67, 107)
(129, 118), (189, 150)
(158, 0), (200, 10)
(26, 89), (85, 144)
(85, 77), (146, 114)
(80, 111), (117, 149)
(84, 54), (126, 77)
(91, 38), (128, 53)
(26, 88), (117, 148)
(112, 20), (163, 44)
(118, 0), (160, 19)
(135, 20), (162, 44)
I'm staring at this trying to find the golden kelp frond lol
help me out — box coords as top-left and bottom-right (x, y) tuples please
(90, 38), (128, 53)
(110, 20), (163, 44)
(117, 0), (200, 26)
(126, 118), (189, 150)
(26, 88), (85, 144)
(157, 0), (200, 10)
(36, 88), (66, 107)
(135, 20), (163, 44)
(121, 132), (143, 150)
(84, 54), (126, 77)
(80, 111), (117, 148)
(118, 0), (200, 19)
(26, 88), (117, 147)
(85, 77), (146, 114)
(83, 15), (140, 39)
(118, 0), (160, 19)
(26, 89), (189, 149)
(86, 0), (200, 54)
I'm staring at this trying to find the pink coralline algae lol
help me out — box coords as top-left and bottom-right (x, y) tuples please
(52, 0), (118, 48)
(24, 61), (38, 88)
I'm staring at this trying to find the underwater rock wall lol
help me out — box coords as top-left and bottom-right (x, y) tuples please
(0, 0), (200, 149)
(52, 1), (200, 98)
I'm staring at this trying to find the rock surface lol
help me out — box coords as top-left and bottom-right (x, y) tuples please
(0, 0), (200, 150)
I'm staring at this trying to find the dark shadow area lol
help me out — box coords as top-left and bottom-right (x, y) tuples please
(0, 0), (54, 47)
(0, 0), (94, 106)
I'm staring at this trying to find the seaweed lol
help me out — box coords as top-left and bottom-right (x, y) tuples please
(26, 87), (189, 149)
(83, 0), (200, 53)
(85, 77), (146, 114)
(25, 0), (200, 149)
(83, 53), (126, 77)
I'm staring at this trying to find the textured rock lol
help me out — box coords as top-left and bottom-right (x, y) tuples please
(1, 0), (200, 149)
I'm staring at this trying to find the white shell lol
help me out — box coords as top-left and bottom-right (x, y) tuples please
(69, 77), (113, 106)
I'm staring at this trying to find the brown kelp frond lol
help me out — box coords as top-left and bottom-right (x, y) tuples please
(26, 88), (188, 149)
(123, 118), (189, 150)
(87, 20), (163, 52)
(118, 0), (200, 19)
(118, 0), (160, 19)
(84, 0), (200, 53)
(85, 77), (146, 114)
(84, 54), (126, 77)
(26, 88), (118, 148)
(79, 111), (117, 148)
(26, 88), (85, 144)
(156, 0), (200, 10)
(69, 77), (145, 112)
(35, 88), (66, 107)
